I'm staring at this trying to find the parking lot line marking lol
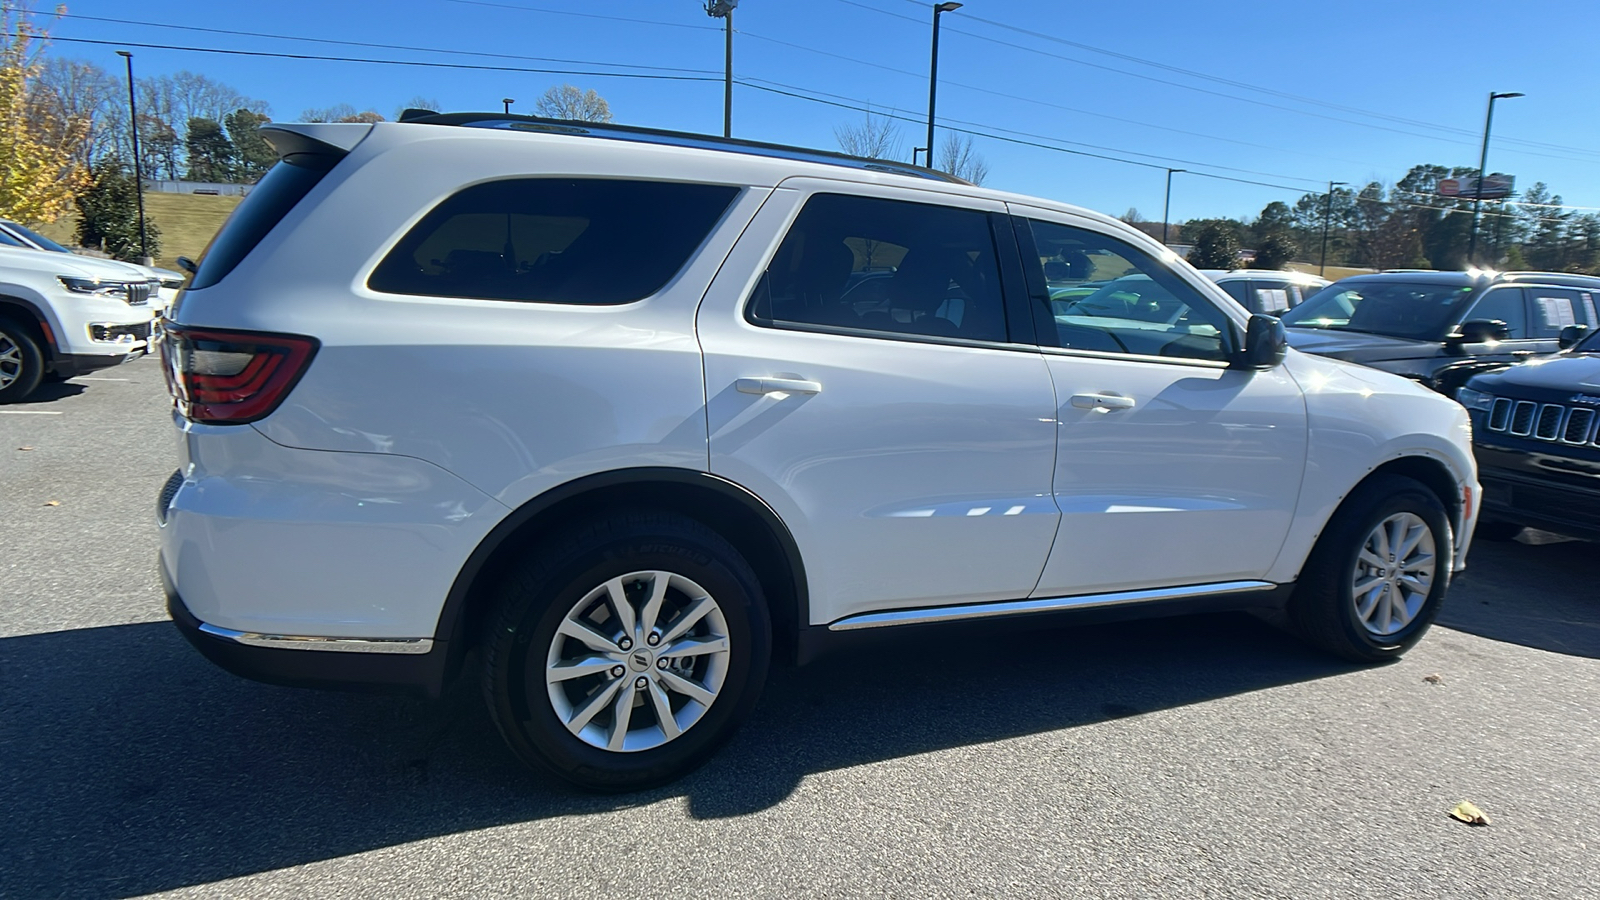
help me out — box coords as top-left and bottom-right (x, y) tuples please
(77, 377), (130, 382)
(0, 410), (63, 415)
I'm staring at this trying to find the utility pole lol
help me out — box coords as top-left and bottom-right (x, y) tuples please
(1162, 168), (1184, 246)
(705, 1), (738, 138)
(925, 3), (962, 170)
(1468, 91), (1524, 264)
(1319, 180), (1347, 276)
(116, 51), (150, 265)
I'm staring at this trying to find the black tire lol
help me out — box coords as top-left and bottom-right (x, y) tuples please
(1473, 518), (1525, 542)
(481, 509), (771, 792)
(0, 319), (45, 403)
(1288, 475), (1453, 663)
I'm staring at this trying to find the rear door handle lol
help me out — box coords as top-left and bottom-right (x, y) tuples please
(1070, 393), (1135, 411)
(736, 377), (823, 395)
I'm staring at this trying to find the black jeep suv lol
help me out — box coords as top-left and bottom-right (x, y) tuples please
(1458, 324), (1600, 541)
(1280, 271), (1600, 395)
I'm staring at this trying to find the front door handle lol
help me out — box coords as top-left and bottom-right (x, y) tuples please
(1070, 392), (1135, 411)
(736, 377), (823, 395)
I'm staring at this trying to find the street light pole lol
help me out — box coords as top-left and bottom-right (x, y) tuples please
(502, 98), (514, 114)
(1319, 180), (1347, 277)
(704, 1), (738, 138)
(1468, 90), (1524, 264)
(925, 2), (962, 171)
(115, 50), (149, 264)
(1161, 168), (1184, 246)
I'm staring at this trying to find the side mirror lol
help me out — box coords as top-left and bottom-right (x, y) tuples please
(1235, 314), (1287, 370)
(1453, 319), (1511, 344)
(1559, 323), (1590, 350)
(175, 256), (198, 275)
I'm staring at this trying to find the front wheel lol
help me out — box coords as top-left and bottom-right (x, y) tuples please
(481, 510), (771, 791)
(1288, 475), (1453, 663)
(0, 320), (44, 403)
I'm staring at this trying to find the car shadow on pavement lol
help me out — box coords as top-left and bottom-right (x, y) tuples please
(10, 380), (86, 403)
(1440, 533), (1600, 659)
(0, 613), (1351, 897)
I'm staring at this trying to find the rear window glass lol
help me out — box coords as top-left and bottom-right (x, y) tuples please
(190, 154), (337, 290)
(368, 179), (739, 305)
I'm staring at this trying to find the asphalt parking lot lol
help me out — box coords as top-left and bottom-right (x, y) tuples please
(3, 354), (1598, 899)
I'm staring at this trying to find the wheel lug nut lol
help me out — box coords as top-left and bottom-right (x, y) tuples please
(635, 676), (648, 689)
(657, 657), (669, 669)
(647, 632), (660, 646)
(618, 638), (632, 651)
(611, 665), (625, 678)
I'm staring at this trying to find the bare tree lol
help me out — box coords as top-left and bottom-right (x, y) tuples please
(937, 131), (988, 185)
(393, 96), (441, 120)
(535, 84), (613, 123)
(1120, 208), (1145, 225)
(833, 108), (903, 161)
(301, 103), (384, 123)
(28, 58), (119, 165)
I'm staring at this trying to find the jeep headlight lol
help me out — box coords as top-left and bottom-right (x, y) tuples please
(58, 276), (125, 298)
(1455, 386), (1494, 412)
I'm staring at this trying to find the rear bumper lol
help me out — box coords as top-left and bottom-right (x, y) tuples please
(164, 562), (454, 697)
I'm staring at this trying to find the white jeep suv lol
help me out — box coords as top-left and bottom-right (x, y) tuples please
(158, 114), (1479, 790)
(0, 244), (156, 402)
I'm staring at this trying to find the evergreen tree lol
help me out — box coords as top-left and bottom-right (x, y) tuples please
(224, 107), (274, 181)
(1186, 220), (1241, 269)
(184, 116), (234, 181)
(75, 159), (161, 261)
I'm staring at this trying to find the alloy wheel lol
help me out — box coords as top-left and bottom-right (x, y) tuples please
(1351, 512), (1436, 637)
(544, 570), (731, 752)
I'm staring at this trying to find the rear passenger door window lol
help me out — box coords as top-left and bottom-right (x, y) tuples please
(1025, 219), (1232, 362)
(1249, 280), (1294, 316)
(1465, 287), (1528, 337)
(368, 179), (740, 304)
(1526, 288), (1590, 337)
(746, 193), (1010, 343)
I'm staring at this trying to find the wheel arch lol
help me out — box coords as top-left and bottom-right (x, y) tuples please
(0, 295), (54, 358)
(1364, 455), (1465, 537)
(434, 467), (809, 678)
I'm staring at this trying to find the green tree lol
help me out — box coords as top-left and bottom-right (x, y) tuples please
(1250, 233), (1298, 270)
(184, 116), (234, 181)
(0, 2), (88, 224)
(1186, 220), (1241, 269)
(225, 107), (273, 181)
(75, 159), (161, 260)
(1252, 200), (1295, 243)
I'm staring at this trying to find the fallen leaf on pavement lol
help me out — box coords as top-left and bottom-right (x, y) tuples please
(43, 500), (60, 507)
(18, 446), (33, 451)
(1449, 801), (1491, 826)
(1423, 673), (1443, 684)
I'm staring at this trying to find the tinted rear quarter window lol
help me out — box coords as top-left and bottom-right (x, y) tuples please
(190, 154), (338, 290)
(368, 179), (739, 305)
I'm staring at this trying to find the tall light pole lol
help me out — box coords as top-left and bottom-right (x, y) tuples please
(1319, 180), (1347, 276)
(1468, 90), (1524, 264)
(705, 1), (738, 138)
(1161, 168), (1184, 246)
(925, 2), (962, 170)
(502, 98), (514, 114)
(115, 50), (149, 264)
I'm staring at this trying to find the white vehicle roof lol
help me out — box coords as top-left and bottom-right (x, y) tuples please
(1198, 268), (1329, 284)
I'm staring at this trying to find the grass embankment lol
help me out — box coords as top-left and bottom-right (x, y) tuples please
(36, 192), (242, 270)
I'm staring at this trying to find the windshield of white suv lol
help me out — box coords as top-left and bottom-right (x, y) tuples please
(4, 221), (71, 254)
(1281, 281), (1477, 340)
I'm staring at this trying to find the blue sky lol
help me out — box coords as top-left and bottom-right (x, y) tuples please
(47, 0), (1600, 224)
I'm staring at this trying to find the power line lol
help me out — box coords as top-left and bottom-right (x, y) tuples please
(835, 0), (1600, 166)
(34, 34), (722, 83)
(52, 12), (719, 75)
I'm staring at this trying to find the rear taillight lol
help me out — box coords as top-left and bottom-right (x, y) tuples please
(161, 326), (318, 424)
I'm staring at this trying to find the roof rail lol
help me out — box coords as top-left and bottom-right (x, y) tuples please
(399, 111), (969, 185)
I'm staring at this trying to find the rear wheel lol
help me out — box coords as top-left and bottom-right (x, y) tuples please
(0, 320), (44, 403)
(481, 510), (771, 791)
(1288, 475), (1452, 663)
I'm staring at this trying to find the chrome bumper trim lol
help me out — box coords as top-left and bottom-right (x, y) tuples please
(826, 580), (1277, 632)
(198, 623), (434, 654)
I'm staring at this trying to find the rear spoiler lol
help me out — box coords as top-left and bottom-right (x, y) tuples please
(260, 123), (374, 159)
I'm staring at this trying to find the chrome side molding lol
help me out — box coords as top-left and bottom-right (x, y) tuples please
(826, 580), (1277, 632)
(198, 623), (434, 654)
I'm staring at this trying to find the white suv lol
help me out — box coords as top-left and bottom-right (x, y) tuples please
(158, 114), (1479, 790)
(0, 244), (156, 402)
